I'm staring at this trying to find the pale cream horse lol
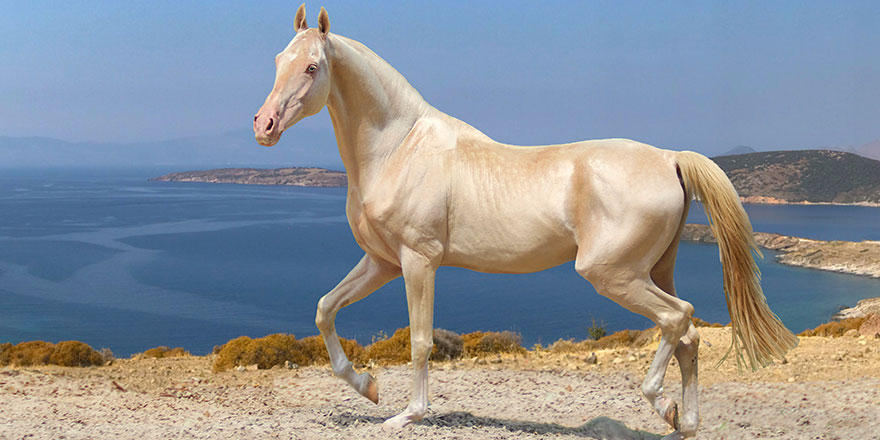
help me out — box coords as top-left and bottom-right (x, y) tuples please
(253, 5), (798, 438)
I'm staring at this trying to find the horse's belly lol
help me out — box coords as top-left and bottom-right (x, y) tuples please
(442, 219), (577, 273)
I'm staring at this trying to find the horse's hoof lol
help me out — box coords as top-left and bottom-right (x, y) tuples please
(663, 401), (680, 431)
(362, 374), (379, 404)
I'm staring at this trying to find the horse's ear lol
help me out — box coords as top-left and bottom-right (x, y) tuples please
(294, 3), (308, 32)
(318, 7), (330, 39)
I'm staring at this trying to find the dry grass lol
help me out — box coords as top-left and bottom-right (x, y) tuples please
(0, 340), (105, 367)
(142, 346), (191, 359)
(798, 317), (868, 337)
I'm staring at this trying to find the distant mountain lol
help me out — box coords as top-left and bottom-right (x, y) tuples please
(712, 150), (880, 204)
(150, 167), (346, 187)
(857, 140), (880, 161)
(718, 145), (757, 156)
(0, 128), (341, 168)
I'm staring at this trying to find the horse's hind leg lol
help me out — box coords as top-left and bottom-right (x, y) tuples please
(577, 260), (694, 435)
(652, 249), (700, 437)
(315, 253), (401, 403)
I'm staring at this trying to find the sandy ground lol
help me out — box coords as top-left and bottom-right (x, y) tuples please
(2, 328), (880, 440)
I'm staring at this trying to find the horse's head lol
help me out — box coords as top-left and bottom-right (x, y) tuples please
(254, 4), (331, 147)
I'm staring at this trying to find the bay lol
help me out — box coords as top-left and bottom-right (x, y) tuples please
(1, 168), (878, 356)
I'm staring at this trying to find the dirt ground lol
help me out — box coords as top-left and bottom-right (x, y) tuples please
(2, 328), (880, 439)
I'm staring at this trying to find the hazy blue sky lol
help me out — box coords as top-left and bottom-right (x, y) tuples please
(2, 1), (879, 163)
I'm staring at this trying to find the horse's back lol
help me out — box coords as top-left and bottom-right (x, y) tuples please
(441, 131), (685, 273)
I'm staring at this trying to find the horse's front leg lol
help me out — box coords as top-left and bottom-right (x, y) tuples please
(383, 248), (437, 428)
(315, 253), (400, 403)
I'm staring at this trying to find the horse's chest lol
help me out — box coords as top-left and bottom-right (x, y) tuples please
(346, 199), (399, 263)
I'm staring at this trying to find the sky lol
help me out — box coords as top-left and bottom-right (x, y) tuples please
(2, 1), (879, 166)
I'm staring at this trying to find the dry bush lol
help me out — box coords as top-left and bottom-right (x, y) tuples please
(296, 335), (365, 365)
(361, 327), (465, 365)
(364, 327), (412, 365)
(432, 329), (463, 361)
(799, 317), (868, 337)
(49, 341), (104, 367)
(691, 317), (725, 328)
(212, 333), (365, 372)
(462, 330), (525, 357)
(0, 342), (13, 365)
(143, 346), (190, 359)
(547, 328), (658, 354)
(3, 341), (54, 366)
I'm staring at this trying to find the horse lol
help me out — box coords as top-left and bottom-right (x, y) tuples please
(252, 5), (798, 438)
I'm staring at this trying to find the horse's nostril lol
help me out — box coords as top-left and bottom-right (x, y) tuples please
(254, 115), (258, 122)
(266, 118), (274, 132)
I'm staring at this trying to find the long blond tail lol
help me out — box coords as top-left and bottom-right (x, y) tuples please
(677, 151), (798, 369)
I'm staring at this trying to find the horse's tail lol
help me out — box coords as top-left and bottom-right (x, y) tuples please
(676, 150), (798, 370)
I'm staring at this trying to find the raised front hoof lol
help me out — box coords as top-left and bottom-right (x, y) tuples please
(361, 373), (379, 404)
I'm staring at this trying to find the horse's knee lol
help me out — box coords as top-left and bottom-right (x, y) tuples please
(410, 335), (433, 365)
(315, 296), (332, 332)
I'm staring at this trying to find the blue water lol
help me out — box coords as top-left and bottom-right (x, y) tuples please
(1, 168), (878, 356)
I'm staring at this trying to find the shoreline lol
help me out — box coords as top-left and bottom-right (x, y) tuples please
(148, 168), (880, 207)
(681, 223), (880, 279)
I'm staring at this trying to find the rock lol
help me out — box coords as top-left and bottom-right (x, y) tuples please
(490, 357), (502, 364)
(234, 366), (246, 372)
(835, 299), (880, 320)
(245, 364), (259, 371)
(612, 357), (623, 364)
(844, 329), (860, 338)
(858, 314), (880, 337)
(626, 355), (637, 362)
(284, 361), (299, 370)
(585, 352), (597, 365)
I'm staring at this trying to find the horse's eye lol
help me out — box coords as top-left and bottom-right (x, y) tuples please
(306, 64), (318, 73)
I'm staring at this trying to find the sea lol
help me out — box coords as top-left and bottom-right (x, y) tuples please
(1, 168), (879, 356)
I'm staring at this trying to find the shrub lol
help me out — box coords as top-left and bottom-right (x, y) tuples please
(587, 318), (607, 340)
(462, 330), (525, 357)
(0, 342), (12, 365)
(5, 341), (54, 366)
(143, 346), (190, 359)
(362, 327), (466, 365)
(100, 348), (115, 364)
(364, 327), (412, 365)
(799, 317), (868, 337)
(49, 341), (104, 367)
(212, 333), (365, 372)
(432, 329), (463, 361)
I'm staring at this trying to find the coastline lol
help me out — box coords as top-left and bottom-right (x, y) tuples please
(681, 223), (880, 279)
(740, 195), (880, 208)
(682, 223), (880, 320)
(148, 168), (880, 207)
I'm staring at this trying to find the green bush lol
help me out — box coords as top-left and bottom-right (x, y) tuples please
(587, 318), (607, 340)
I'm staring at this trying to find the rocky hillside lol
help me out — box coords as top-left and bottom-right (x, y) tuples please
(712, 150), (880, 204)
(150, 167), (347, 187)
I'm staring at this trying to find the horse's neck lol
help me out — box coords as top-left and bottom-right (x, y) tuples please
(326, 35), (430, 188)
